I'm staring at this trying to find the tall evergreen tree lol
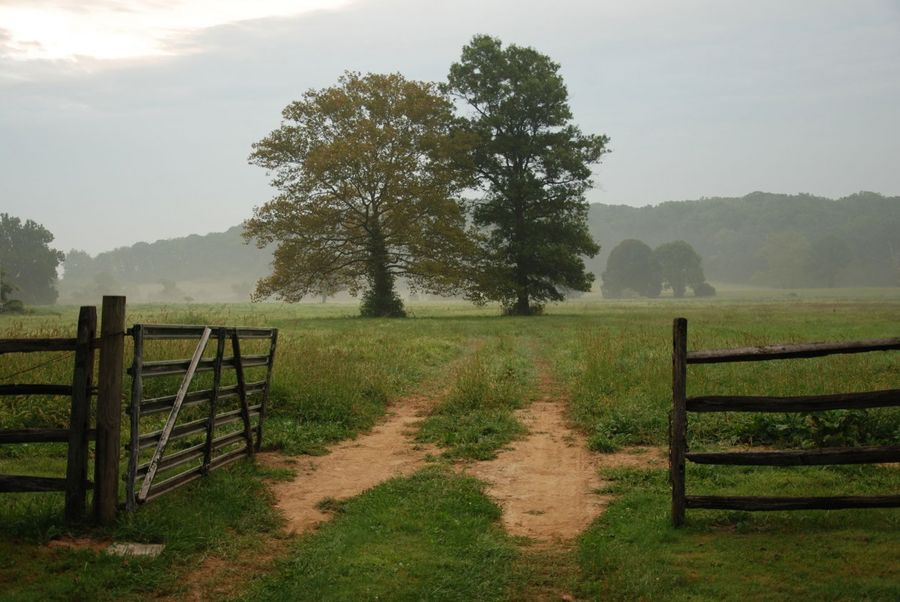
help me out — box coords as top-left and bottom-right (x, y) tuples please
(447, 35), (609, 315)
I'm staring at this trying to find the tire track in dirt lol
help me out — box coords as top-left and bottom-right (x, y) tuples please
(465, 356), (664, 545)
(169, 352), (472, 601)
(261, 391), (439, 534)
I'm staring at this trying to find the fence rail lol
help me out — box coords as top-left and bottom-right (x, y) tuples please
(0, 305), (98, 522)
(670, 318), (900, 527)
(1, 297), (276, 525)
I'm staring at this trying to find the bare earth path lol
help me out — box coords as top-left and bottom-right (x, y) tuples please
(466, 360), (663, 544)
(174, 348), (663, 600)
(169, 389), (442, 601)
(263, 393), (439, 534)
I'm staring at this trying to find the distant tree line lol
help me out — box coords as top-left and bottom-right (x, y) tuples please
(58, 226), (272, 303)
(601, 239), (715, 298)
(586, 192), (900, 289)
(51, 190), (899, 306)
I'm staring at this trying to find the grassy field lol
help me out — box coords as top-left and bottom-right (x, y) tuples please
(0, 288), (898, 600)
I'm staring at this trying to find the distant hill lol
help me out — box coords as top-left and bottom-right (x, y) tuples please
(586, 191), (899, 288)
(59, 191), (899, 303)
(59, 226), (273, 303)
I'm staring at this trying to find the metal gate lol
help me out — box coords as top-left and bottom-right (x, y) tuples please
(125, 324), (277, 509)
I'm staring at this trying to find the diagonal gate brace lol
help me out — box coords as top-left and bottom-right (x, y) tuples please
(137, 327), (211, 503)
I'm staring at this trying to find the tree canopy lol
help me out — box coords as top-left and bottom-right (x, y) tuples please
(0, 213), (64, 305)
(446, 35), (609, 314)
(601, 239), (661, 298)
(653, 240), (705, 298)
(245, 72), (475, 317)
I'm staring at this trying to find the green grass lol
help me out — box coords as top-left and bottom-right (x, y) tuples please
(0, 461), (283, 601)
(1, 291), (899, 600)
(548, 300), (900, 451)
(417, 336), (535, 460)
(242, 467), (518, 602)
(575, 465), (900, 601)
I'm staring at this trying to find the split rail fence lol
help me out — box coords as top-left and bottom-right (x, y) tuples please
(0, 297), (126, 523)
(670, 317), (900, 526)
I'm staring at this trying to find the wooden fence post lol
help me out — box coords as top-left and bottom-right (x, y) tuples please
(64, 306), (96, 523)
(203, 329), (227, 473)
(231, 333), (256, 458)
(671, 317), (688, 527)
(125, 324), (143, 512)
(256, 330), (278, 451)
(94, 295), (125, 525)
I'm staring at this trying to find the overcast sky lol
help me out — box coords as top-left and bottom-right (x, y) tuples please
(2, 0), (899, 255)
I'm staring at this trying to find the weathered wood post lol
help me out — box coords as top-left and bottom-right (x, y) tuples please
(94, 295), (125, 524)
(231, 332), (256, 458)
(671, 317), (688, 527)
(65, 305), (96, 523)
(257, 330), (278, 451)
(125, 323), (143, 512)
(202, 329), (227, 474)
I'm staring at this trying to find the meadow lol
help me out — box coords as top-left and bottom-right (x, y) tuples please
(0, 287), (898, 600)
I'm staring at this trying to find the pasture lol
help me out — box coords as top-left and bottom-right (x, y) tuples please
(1, 288), (898, 601)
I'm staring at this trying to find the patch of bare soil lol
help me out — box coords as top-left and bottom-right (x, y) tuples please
(166, 361), (461, 601)
(466, 361), (663, 545)
(261, 393), (438, 534)
(163, 535), (291, 602)
(466, 398), (605, 544)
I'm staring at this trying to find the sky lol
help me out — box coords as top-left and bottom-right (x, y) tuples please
(1, 0), (899, 255)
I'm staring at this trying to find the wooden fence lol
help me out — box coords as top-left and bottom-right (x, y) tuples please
(670, 317), (900, 526)
(0, 297), (126, 524)
(125, 324), (278, 509)
(1, 297), (277, 524)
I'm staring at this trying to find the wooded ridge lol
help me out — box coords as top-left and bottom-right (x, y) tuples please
(58, 191), (900, 302)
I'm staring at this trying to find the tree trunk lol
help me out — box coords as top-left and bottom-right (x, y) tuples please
(360, 222), (405, 318)
(508, 191), (532, 316)
(512, 291), (530, 315)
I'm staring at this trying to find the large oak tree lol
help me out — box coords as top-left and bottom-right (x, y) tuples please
(245, 72), (474, 316)
(447, 35), (609, 314)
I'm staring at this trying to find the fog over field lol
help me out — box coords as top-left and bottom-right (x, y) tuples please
(2, 4), (900, 599)
(2, 0), (899, 256)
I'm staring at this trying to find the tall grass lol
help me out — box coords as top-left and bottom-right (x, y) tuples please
(557, 302), (900, 451)
(417, 336), (535, 460)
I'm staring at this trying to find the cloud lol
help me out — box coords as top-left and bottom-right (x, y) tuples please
(0, 0), (898, 254)
(0, 0), (353, 61)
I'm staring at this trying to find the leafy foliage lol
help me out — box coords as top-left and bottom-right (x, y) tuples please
(806, 235), (851, 288)
(653, 240), (706, 297)
(246, 72), (475, 316)
(0, 213), (64, 305)
(586, 191), (900, 288)
(447, 35), (608, 315)
(601, 239), (661, 298)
